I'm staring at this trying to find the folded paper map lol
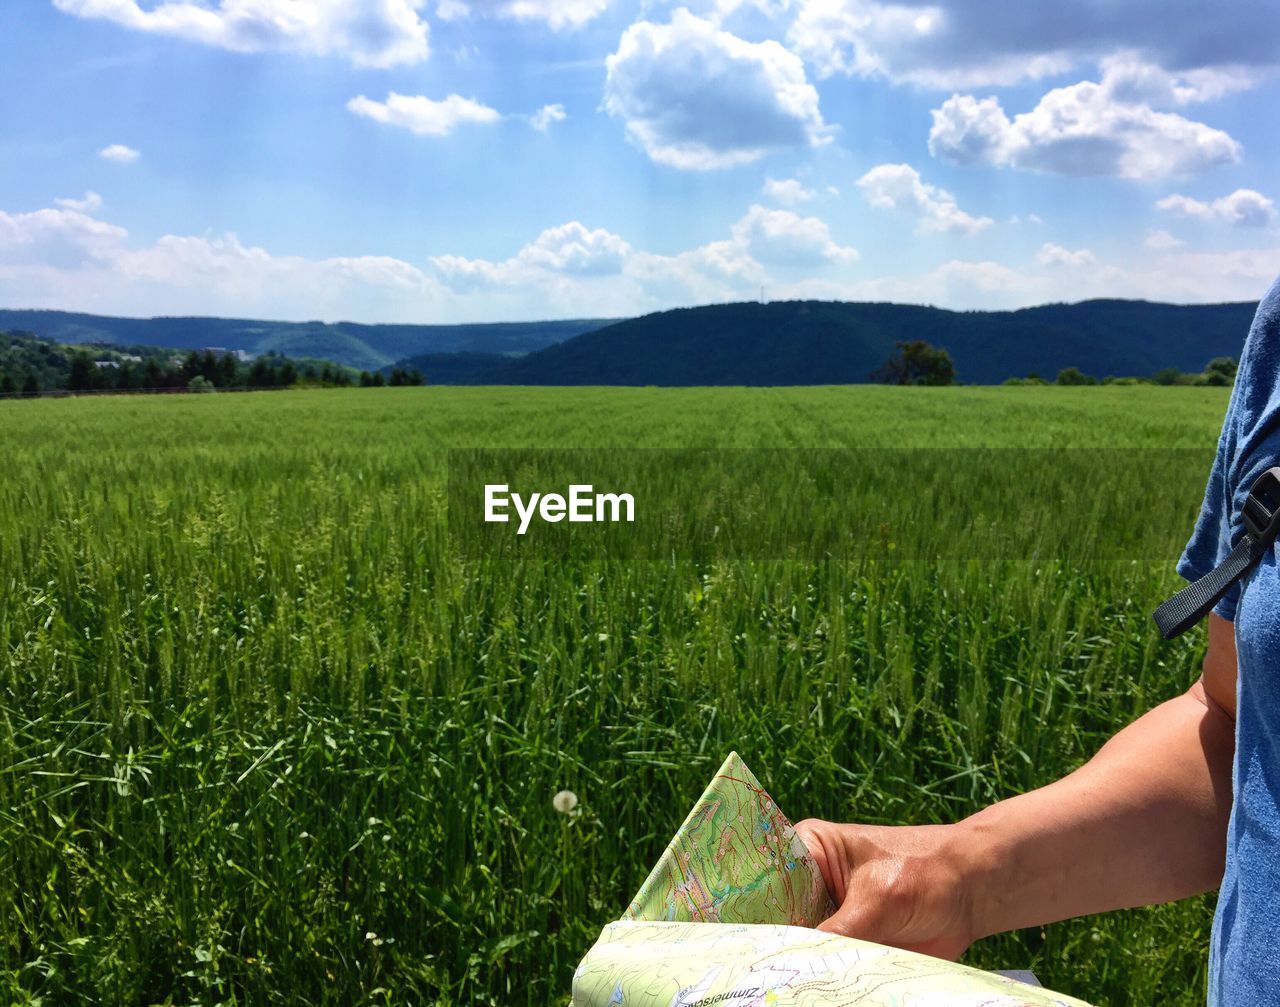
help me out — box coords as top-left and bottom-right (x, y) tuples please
(571, 752), (1093, 1007)
(624, 751), (833, 926)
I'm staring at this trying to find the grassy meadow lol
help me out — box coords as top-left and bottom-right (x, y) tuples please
(0, 386), (1232, 1005)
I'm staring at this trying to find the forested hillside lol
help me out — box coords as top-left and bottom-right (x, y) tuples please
(0, 310), (611, 371)
(471, 299), (1256, 386)
(0, 331), (370, 394)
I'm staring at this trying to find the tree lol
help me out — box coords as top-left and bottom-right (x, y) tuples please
(872, 340), (956, 386)
(218, 353), (238, 387)
(1202, 356), (1238, 387)
(68, 352), (95, 392)
(1055, 366), (1096, 386)
(116, 362), (134, 390)
(248, 358), (273, 387)
(143, 358), (163, 389)
(0, 372), (14, 395)
(22, 373), (39, 397)
(199, 350), (219, 383)
(187, 375), (215, 393)
(278, 362), (297, 386)
(1153, 367), (1183, 386)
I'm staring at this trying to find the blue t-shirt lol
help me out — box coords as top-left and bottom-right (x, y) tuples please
(1178, 276), (1280, 1004)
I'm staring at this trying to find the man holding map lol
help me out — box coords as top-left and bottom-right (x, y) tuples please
(797, 279), (1280, 1003)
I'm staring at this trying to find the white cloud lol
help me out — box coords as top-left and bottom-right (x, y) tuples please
(730, 204), (858, 264)
(847, 258), (1033, 308)
(1130, 247), (1280, 300)
(1097, 53), (1259, 106)
(53, 0), (430, 68)
(786, 0), (1279, 88)
(1144, 229), (1186, 251)
(530, 103), (567, 132)
(431, 221), (634, 290)
(692, 0), (795, 23)
(762, 176), (815, 205)
(430, 205), (855, 310)
(5, 195), (1274, 325)
(1156, 189), (1276, 228)
(604, 9), (830, 170)
(55, 191), (104, 213)
(347, 92), (500, 136)
(855, 163), (991, 234)
(788, 1), (1066, 86)
(424, 253), (505, 291)
(928, 64), (1242, 179)
(0, 200), (842, 321)
(435, 0), (612, 29)
(1036, 242), (1095, 267)
(0, 198), (447, 321)
(0, 205), (129, 269)
(100, 143), (140, 164)
(842, 247), (1280, 312)
(926, 96), (1007, 166)
(516, 222), (633, 273)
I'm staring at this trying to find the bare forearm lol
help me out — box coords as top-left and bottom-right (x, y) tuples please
(958, 681), (1235, 939)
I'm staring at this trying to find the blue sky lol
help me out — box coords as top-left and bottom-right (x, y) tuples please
(1, 0), (1278, 323)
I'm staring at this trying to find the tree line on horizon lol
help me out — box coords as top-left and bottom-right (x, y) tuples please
(0, 329), (1239, 397)
(873, 339), (1239, 388)
(0, 332), (423, 397)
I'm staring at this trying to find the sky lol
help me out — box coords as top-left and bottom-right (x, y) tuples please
(1, 0), (1279, 323)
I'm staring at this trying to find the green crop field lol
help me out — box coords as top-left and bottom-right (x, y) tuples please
(0, 386), (1232, 1005)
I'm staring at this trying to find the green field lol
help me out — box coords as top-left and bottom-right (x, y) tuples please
(0, 387), (1231, 1005)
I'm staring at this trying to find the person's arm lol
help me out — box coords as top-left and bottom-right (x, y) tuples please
(795, 613), (1238, 961)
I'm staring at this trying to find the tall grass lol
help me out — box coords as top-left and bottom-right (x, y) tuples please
(0, 386), (1229, 1005)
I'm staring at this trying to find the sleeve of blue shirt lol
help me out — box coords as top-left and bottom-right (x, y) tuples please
(1177, 277), (1280, 623)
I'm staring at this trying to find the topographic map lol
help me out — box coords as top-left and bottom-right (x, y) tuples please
(570, 752), (1094, 1007)
(624, 751), (833, 926)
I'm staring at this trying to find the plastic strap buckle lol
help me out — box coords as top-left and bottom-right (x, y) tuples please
(1243, 468), (1280, 541)
(1153, 466), (1280, 640)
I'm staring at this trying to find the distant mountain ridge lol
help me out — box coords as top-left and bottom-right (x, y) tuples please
(396, 299), (1257, 386)
(3, 299), (1259, 386)
(0, 309), (613, 372)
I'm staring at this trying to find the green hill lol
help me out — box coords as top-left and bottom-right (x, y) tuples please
(5, 300), (1259, 386)
(0, 310), (612, 371)
(471, 299), (1257, 386)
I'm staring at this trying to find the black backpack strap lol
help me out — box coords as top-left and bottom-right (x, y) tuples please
(1154, 466), (1280, 640)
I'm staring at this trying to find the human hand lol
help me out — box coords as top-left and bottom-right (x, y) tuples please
(793, 818), (980, 961)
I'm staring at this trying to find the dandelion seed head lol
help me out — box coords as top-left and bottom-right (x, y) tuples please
(553, 790), (578, 814)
